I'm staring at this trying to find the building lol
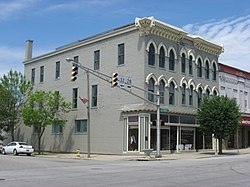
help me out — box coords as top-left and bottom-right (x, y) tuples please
(19, 17), (224, 154)
(218, 63), (250, 149)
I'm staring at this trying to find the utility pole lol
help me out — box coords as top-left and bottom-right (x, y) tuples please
(86, 71), (91, 158)
(156, 90), (161, 158)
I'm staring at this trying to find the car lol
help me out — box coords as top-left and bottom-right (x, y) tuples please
(1, 141), (34, 156)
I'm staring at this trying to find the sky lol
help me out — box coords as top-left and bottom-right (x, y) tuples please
(0, 0), (250, 77)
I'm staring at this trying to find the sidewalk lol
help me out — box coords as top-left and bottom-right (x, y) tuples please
(34, 148), (250, 161)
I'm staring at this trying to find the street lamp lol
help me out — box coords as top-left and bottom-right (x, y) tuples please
(66, 58), (91, 158)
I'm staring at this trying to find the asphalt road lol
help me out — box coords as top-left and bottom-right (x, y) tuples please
(1, 154), (250, 187)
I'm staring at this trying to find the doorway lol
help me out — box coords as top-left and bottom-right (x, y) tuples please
(128, 126), (138, 151)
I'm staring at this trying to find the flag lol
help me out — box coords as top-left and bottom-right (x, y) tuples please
(79, 97), (88, 104)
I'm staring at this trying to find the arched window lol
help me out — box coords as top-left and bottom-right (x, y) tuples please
(159, 80), (165, 104)
(148, 44), (155, 66)
(206, 89), (210, 97)
(169, 82), (175, 105)
(159, 47), (165, 68)
(182, 83), (186, 105)
(189, 56), (193, 75)
(181, 54), (186, 73)
(148, 78), (155, 102)
(213, 90), (218, 96)
(205, 60), (209, 79)
(198, 87), (203, 107)
(212, 63), (217, 81)
(169, 49), (175, 71)
(189, 85), (194, 106)
(197, 59), (202, 78)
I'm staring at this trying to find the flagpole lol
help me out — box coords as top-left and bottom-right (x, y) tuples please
(86, 71), (91, 158)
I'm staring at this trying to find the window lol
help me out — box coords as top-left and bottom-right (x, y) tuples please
(75, 119), (87, 133)
(55, 91), (59, 111)
(205, 61), (209, 79)
(169, 82), (175, 105)
(40, 66), (44, 83)
(198, 88), (203, 107)
(33, 126), (41, 134)
(169, 49), (175, 71)
(148, 78), (155, 102)
(159, 47), (165, 68)
(182, 84), (186, 105)
(118, 43), (124, 65)
(94, 50), (100, 70)
(189, 85), (194, 106)
(189, 56), (193, 75)
(197, 59), (202, 78)
(181, 54), (186, 73)
(159, 80), (165, 104)
(212, 63), (217, 80)
(92, 85), (98, 107)
(148, 44), (155, 66)
(72, 88), (78, 109)
(55, 61), (60, 79)
(31, 68), (35, 84)
(52, 124), (62, 134)
(206, 89), (210, 97)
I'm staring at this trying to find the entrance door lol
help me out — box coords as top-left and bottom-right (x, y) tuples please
(128, 126), (138, 151)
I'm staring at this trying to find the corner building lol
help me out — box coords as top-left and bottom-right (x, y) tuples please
(21, 17), (224, 154)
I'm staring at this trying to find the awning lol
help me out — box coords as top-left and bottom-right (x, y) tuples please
(240, 115), (250, 126)
(120, 103), (156, 113)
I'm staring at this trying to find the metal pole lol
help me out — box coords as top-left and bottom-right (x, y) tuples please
(155, 90), (161, 158)
(87, 71), (91, 158)
(236, 127), (239, 154)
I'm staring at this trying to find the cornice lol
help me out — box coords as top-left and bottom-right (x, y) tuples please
(135, 17), (224, 56)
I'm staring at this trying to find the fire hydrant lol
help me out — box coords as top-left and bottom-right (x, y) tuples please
(76, 149), (80, 157)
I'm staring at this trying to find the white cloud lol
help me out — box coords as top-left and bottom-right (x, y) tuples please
(0, 0), (39, 21)
(0, 46), (24, 77)
(183, 14), (250, 72)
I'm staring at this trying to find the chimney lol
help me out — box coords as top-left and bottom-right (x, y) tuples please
(25, 40), (33, 61)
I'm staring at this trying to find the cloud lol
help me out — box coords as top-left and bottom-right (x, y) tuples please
(183, 14), (250, 72)
(0, 46), (24, 77)
(0, 0), (39, 21)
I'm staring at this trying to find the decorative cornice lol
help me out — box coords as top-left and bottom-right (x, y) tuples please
(135, 17), (224, 56)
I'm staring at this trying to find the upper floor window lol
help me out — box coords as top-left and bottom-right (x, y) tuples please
(118, 43), (124, 65)
(94, 50), (100, 70)
(169, 49), (175, 71)
(182, 83), (186, 105)
(206, 89), (210, 97)
(169, 82), (175, 105)
(159, 47), (165, 68)
(55, 91), (59, 111)
(189, 85), (194, 106)
(148, 78), (155, 102)
(159, 80), (165, 104)
(31, 68), (35, 84)
(148, 44), (155, 66)
(198, 87), (203, 107)
(181, 54), (186, 73)
(212, 63), (217, 81)
(189, 56), (193, 75)
(72, 88), (78, 109)
(197, 59), (202, 78)
(92, 85), (98, 107)
(40, 66), (44, 83)
(205, 61), (209, 79)
(55, 61), (60, 79)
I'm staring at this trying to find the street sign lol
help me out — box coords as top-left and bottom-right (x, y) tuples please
(119, 75), (132, 89)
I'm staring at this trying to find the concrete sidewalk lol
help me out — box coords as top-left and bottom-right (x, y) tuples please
(34, 148), (250, 161)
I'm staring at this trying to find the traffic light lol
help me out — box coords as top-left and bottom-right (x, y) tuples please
(71, 65), (78, 81)
(111, 72), (118, 87)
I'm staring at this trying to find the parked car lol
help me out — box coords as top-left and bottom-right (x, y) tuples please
(1, 141), (34, 156)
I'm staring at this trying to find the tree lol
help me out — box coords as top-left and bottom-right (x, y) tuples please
(22, 90), (71, 154)
(0, 70), (33, 141)
(197, 96), (241, 154)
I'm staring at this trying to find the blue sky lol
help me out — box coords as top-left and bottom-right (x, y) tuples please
(1, 0), (250, 77)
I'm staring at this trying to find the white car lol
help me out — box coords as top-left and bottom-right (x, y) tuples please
(2, 141), (34, 156)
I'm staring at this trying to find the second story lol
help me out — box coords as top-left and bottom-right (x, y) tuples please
(219, 63), (250, 113)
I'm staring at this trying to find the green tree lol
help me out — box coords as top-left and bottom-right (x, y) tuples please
(0, 70), (33, 141)
(22, 90), (71, 154)
(197, 96), (241, 154)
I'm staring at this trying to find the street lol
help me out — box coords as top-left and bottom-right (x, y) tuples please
(1, 154), (250, 187)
